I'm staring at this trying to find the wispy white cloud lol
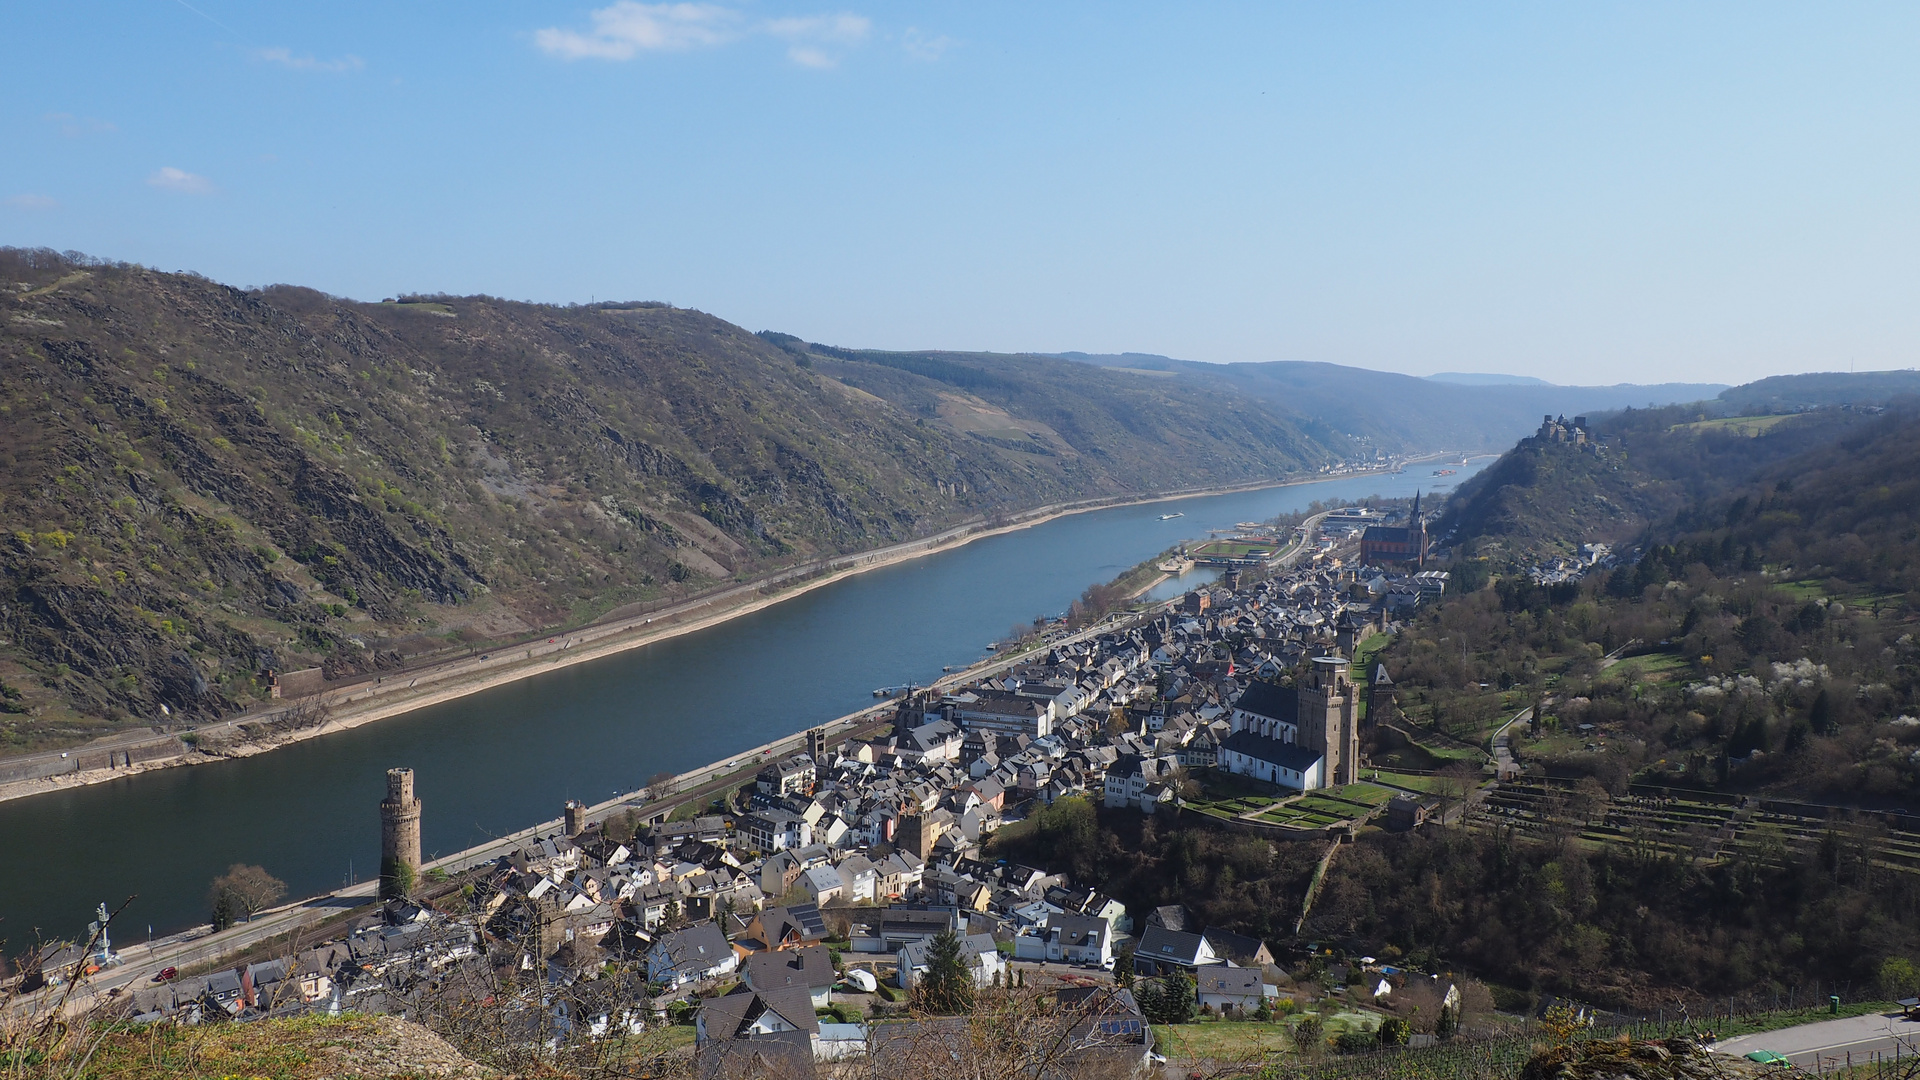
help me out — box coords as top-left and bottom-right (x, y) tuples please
(765, 12), (868, 67)
(536, 4), (867, 67)
(901, 27), (955, 62)
(147, 167), (214, 195)
(254, 46), (364, 73)
(763, 13), (868, 43)
(43, 112), (117, 138)
(536, 2), (740, 60)
(783, 45), (832, 69)
(6, 194), (59, 210)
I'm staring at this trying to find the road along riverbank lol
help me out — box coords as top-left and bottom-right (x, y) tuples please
(13, 600), (1166, 1019)
(0, 463), (1426, 806)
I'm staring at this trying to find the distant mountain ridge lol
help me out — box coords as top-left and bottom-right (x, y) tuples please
(1045, 351), (1727, 452)
(1715, 369), (1920, 413)
(1425, 371), (1555, 386)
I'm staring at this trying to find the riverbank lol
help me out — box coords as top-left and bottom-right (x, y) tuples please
(0, 461), (1437, 806)
(10, 595), (1167, 1019)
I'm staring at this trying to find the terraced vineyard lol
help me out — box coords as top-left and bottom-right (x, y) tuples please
(1467, 780), (1920, 872)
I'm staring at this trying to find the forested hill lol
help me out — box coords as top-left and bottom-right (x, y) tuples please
(1413, 400), (1920, 804)
(0, 250), (1343, 751)
(1435, 404), (1892, 567)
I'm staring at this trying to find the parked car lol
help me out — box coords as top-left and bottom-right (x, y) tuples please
(151, 966), (177, 982)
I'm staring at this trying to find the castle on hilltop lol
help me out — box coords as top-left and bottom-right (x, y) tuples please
(1543, 413), (1589, 443)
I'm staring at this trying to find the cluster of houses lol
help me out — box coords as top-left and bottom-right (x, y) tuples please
(90, 556), (1469, 1071)
(116, 900), (480, 1023)
(1528, 542), (1618, 586)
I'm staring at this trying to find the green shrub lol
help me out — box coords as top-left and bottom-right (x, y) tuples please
(1335, 1030), (1378, 1053)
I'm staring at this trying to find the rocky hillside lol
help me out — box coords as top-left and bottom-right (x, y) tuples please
(0, 250), (1347, 751)
(1435, 404), (1877, 566)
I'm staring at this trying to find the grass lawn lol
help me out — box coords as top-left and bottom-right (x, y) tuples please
(1524, 731), (1591, 757)
(1366, 769), (1450, 794)
(1611, 652), (1692, 683)
(1152, 1019), (1298, 1061)
(1295, 796), (1373, 820)
(1152, 1012), (1385, 1062)
(1327, 782), (1394, 806)
(1193, 540), (1279, 558)
(1672, 414), (1800, 437)
(1353, 631), (1392, 673)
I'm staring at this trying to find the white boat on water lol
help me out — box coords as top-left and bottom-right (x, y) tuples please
(1159, 512), (1184, 520)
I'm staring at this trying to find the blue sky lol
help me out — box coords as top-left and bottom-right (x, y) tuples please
(4, 2), (1918, 385)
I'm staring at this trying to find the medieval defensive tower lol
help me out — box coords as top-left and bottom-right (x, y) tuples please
(380, 767), (423, 899)
(1298, 656), (1360, 787)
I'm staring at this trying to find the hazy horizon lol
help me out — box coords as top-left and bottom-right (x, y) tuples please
(8, 2), (1920, 385)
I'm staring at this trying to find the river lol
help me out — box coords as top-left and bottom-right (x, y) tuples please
(4, 459), (1487, 945)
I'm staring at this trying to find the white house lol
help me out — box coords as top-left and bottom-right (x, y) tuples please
(835, 855), (878, 903)
(796, 864), (844, 905)
(1195, 965), (1276, 1015)
(1011, 912), (1112, 968)
(897, 933), (1006, 990)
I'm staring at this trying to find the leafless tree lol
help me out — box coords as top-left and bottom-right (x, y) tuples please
(209, 863), (287, 924)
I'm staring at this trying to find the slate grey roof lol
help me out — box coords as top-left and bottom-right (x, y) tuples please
(654, 922), (732, 971)
(742, 945), (835, 993)
(696, 1029), (816, 1080)
(1232, 681), (1297, 724)
(1134, 925), (1208, 967)
(1196, 965), (1265, 996)
(1219, 731), (1323, 773)
(1201, 927), (1268, 966)
(699, 984), (820, 1040)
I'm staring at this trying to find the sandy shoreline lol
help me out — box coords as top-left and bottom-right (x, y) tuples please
(0, 461), (1436, 805)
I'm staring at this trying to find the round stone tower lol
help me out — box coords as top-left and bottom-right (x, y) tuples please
(380, 767), (422, 899)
